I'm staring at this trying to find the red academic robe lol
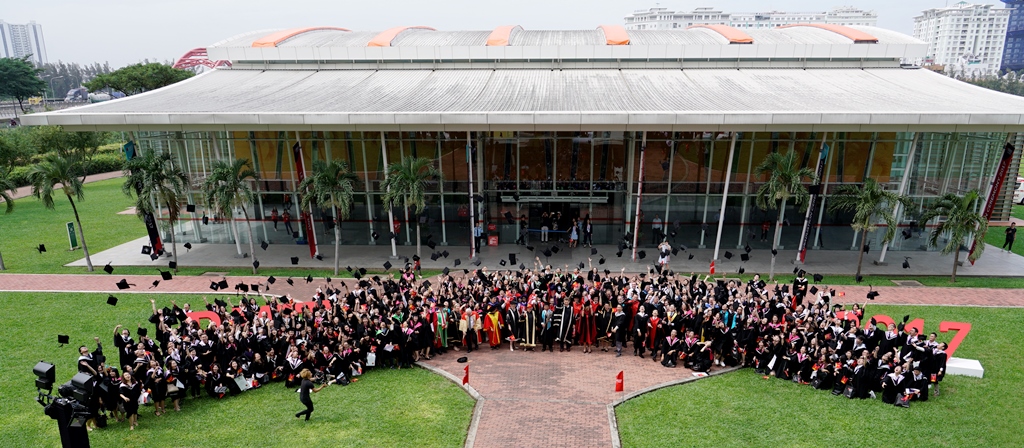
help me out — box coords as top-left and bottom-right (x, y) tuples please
(577, 302), (599, 345)
(647, 317), (662, 350)
(482, 310), (505, 347)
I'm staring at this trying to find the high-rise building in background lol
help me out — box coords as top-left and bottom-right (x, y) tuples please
(623, 6), (877, 31)
(912, 2), (1009, 77)
(1002, 0), (1024, 71)
(0, 20), (48, 64)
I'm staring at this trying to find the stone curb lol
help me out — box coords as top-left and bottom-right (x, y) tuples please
(415, 361), (484, 448)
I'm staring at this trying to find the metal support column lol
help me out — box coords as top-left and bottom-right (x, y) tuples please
(712, 133), (738, 261)
(879, 132), (920, 263)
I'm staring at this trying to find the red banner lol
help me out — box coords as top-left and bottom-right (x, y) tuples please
(970, 142), (1015, 264)
(292, 142), (317, 259)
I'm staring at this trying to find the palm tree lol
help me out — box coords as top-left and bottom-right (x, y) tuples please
(754, 149), (816, 280)
(827, 178), (912, 281)
(381, 157), (442, 257)
(28, 153), (95, 271)
(920, 190), (988, 282)
(203, 159), (260, 274)
(298, 159), (359, 275)
(0, 167), (17, 270)
(122, 151), (189, 272)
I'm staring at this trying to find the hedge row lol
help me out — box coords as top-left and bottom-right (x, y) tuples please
(7, 151), (125, 188)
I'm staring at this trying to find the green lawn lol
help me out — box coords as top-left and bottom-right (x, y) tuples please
(0, 178), (145, 273)
(1011, 205), (1024, 221)
(0, 292), (474, 448)
(616, 305), (1024, 448)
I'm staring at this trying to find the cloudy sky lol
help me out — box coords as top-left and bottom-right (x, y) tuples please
(7, 0), (965, 67)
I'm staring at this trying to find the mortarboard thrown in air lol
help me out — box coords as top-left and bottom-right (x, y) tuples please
(688, 253), (694, 260)
(260, 241), (269, 251)
(186, 204), (196, 213)
(771, 249), (778, 256)
(305, 275), (313, 283)
(578, 262), (585, 270)
(745, 244), (752, 253)
(591, 248), (598, 256)
(431, 252), (440, 261)
(116, 279), (131, 290)
(58, 334), (70, 345)
(384, 261), (392, 271)
(472, 259), (481, 266)
(509, 253), (517, 264)
(442, 250), (450, 259)
(637, 250), (646, 260)
(867, 290), (880, 300)
(544, 250), (553, 257)
(427, 240), (437, 250)
(740, 253), (749, 262)
(252, 260), (260, 269)
(810, 286), (819, 295)
(184, 242), (192, 251)
(813, 273), (824, 282)
(500, 260), (507, 266)
(442, 267), (450, 276)
(160, 270), (173, 281)
(599, 256), (606, 265)
(103, 263), (114, 274)
(141, 245), (151, 255)
(725, 251), (733, 260)
(150, 253), (159, 261)
(551, 245), (560, 254)
(504, 211), (515, 224)
(106, 295), (118, 306)
(168, 261), (177, 270)
(738, 267), (745, 274)
(268, 276), (276, 284)
(903, 258), (911, 269)
(454, 259), (461, 267)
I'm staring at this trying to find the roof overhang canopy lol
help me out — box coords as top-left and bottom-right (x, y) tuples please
(23, 67), (1024, 133)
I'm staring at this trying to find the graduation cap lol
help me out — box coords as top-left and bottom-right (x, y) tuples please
(413, 255), (420, 262)
(457, 357), (468, 363)
(903, 314), (910, 323)
(745, 244), (752, 254)
(526, 245), (535, 251)
(599, 256), (606, 265)
(184, 242), (192, 251)
(463, 269), (470, 274)
(544, 250), (553, 257)
(504, 211), (515, 224)
(230, 309), (241, 319)
(798, 269), (806, 277)
(423, 280), (432, 288)
(186, 204), (196, 213)
(389, 232), (398, 241)
(103, 263), (114, 274)
(58, 334), (70, 346)
(862, 244), (870, 254)
(430, 253), (439, 261)
(672, 248), (680, 256)
(372, 231), (380, 241)
(509, 253), (517, 264)
(383, 261), (392, 271)
(305, 275), (313, 283)
(810, 286), (819, 295)
(325, 276), (332, 283)
(771, 249), (778, 256)
(427, 240), (437, 250)
(168, 261), (177, 270)
(740, 253), (749, 262)
(499, 259), (507, 266)
(106, 295), (118, 306)
(793, 267), (800, 275)
(551, 246), (560, 254)
(902, 229), (912, 240)
(359, 267), (366, 275)
(316, 254), (323, 261)
(856, 274), (864, 283)
(281, 308), (293, 316)
(738, 267), (745, 274)
(578, 262), (585, 270)
(813, 273), (824, 282)
(472, 259), (481, 267)
(252, 260), (260, 269)
(268, 276), (276, 284)
(115, 279), (131, 290)
(591, 248), (598, 256)
(688, 253), (694, 260)
(442, 250), (450, 259)
(870, 317), (877, 327)
(286, 278), (294, 286)
(260, 241), (269, 251)
(867, 290), (880, 300)
(136, 327), (148, 337)
(454, 259), (461, 267)
(149, 253), (159, 261)
(637, 250), (646, 260)
(724, 251), (733, 260)
(209, 281), (219, 291)
(34, 244), (46, 254)
(141, 245), (152, 255)
(237, 283), (249, 293)
(442, 267), (450, 276)
(903, 257), (911, 269)
(616, 250), (623, 258)
(250, 284), (260, 293)
(159, 270), (172, 281)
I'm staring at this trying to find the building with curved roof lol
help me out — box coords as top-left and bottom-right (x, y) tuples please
(22, 25), (1024, 264)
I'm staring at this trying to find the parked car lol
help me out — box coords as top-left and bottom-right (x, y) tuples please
(1014, 177), (1024, 204)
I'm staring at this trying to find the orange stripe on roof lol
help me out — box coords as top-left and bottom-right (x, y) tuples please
(251, 27), (351, 48)
(597, 25), (630, 45)
(486, 25), (522, 46)
(687, 24), (754, 44)
(777, 24), (878, 44)
(368, 26), (437, 47)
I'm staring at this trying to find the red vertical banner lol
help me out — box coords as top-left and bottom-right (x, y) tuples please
(462, 365), (469, 385)
(615, 371), (624, 392)
(970, 142), (1015, 264)
(709, 260), (715, 275)
(292, 142), (317, 259)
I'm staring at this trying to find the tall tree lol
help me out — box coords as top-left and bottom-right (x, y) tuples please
(920, 190), (989, 282)
(28, 153), (94, 271)
(122, 151), (189, 272)
(84, 62), (193, 96)
(298, 159), (359, 275)
(754, 149), (816, 280)
(0, 166), (17, 270)
(203, 159), (260, 274)
(0, 57), (46, 113)
(827, 178), (912, 280)
(381, 157), (442, 257)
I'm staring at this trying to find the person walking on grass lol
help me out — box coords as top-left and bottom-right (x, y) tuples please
(295, 369), (327, 421)
(1003, 222), (1016, 252)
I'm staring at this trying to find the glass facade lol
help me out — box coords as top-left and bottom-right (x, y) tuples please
(134, 129), (1010, 253)
(1003, 0), (1024, 71)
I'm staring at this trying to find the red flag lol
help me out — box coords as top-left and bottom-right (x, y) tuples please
(462, 365), (469, 385)
(709, 260), (715, 275)
(615, 371), (624, 392)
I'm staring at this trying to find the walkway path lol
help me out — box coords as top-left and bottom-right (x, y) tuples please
(2, 170), (123, 201)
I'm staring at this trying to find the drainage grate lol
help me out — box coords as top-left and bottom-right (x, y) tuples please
(891, 280), (923, 287)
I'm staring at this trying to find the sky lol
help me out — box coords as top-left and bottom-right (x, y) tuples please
(4, 0), (977, 67)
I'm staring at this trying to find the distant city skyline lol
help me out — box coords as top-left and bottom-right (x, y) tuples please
(3, 1), (964, 67)
(0, 20), (47, 64)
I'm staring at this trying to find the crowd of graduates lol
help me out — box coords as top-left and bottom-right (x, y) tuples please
(72, 258), (950, 431)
